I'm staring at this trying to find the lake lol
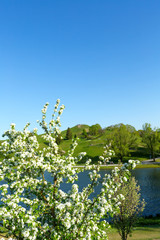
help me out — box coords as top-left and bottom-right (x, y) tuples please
(58, 168), (160, 217)
(2, 167), (160, 217)
(132, 168), (160, 216)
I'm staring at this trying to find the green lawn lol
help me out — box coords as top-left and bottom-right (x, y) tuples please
(108, 216), (160, 240)
(108, 226), (160, 240)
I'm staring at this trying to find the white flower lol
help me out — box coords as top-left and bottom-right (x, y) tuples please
(0, 99), (134, 240)
(10, 123), (16, 128)
(124, 176), (127, 182)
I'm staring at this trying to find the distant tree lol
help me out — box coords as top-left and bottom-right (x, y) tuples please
(141, 123), (160, 161)
(89, 124), (102, 136)
(110, 124), (138, 161)
(82, 128), (88, 138)
(56, 134), (62, 145)
(66, 127), (72, 140)
(113, 171), (145, 240)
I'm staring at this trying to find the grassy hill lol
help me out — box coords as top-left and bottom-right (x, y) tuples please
(58, 124), (151, 164)
(0, 124), (156, 164)
(61, 124), (90, 138)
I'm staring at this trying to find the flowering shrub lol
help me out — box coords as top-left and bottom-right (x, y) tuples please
(0, 100), (137, 240)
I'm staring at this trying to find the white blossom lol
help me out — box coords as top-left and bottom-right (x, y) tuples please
(0, 99), (138, 240)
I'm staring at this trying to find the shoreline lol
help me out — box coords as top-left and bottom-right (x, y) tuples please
(76, 159), (160, 170)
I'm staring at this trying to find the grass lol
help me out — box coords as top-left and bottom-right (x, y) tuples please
(108, 216), (160, 240)
(99, 164), (160, 170)
(135, 164), (160, 168)
(108, 226), (160, 240)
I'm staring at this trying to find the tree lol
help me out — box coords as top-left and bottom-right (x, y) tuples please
(89, 124), (102, 136)
(113, 166), (145, 240)
(110, 124), (138, 161)
(141, 123), (160, 161)
(0, 100), (138, 240)
(66, 127), (72, 140)
(82, 128), (88, 138)
(56, 134), (62, 145)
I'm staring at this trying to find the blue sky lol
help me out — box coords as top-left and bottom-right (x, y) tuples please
(0, 0), (160, 138)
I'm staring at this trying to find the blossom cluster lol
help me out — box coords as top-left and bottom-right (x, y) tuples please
(0, 100), (137, 240)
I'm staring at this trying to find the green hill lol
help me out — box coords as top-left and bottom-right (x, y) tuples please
(58, 124), (151, 164)
(0, 124), (154, 164)
(61, 124), (90, 138)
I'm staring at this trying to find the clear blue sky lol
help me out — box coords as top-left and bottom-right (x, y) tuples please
(0, 0), (160, 138)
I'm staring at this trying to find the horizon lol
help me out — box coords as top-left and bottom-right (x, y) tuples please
(1, 1), (160, 139)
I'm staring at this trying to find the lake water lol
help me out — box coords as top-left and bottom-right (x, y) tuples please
(2, 168), (160, 217)
(132, 168), (160, 216)
(57, 168), (160, 217)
